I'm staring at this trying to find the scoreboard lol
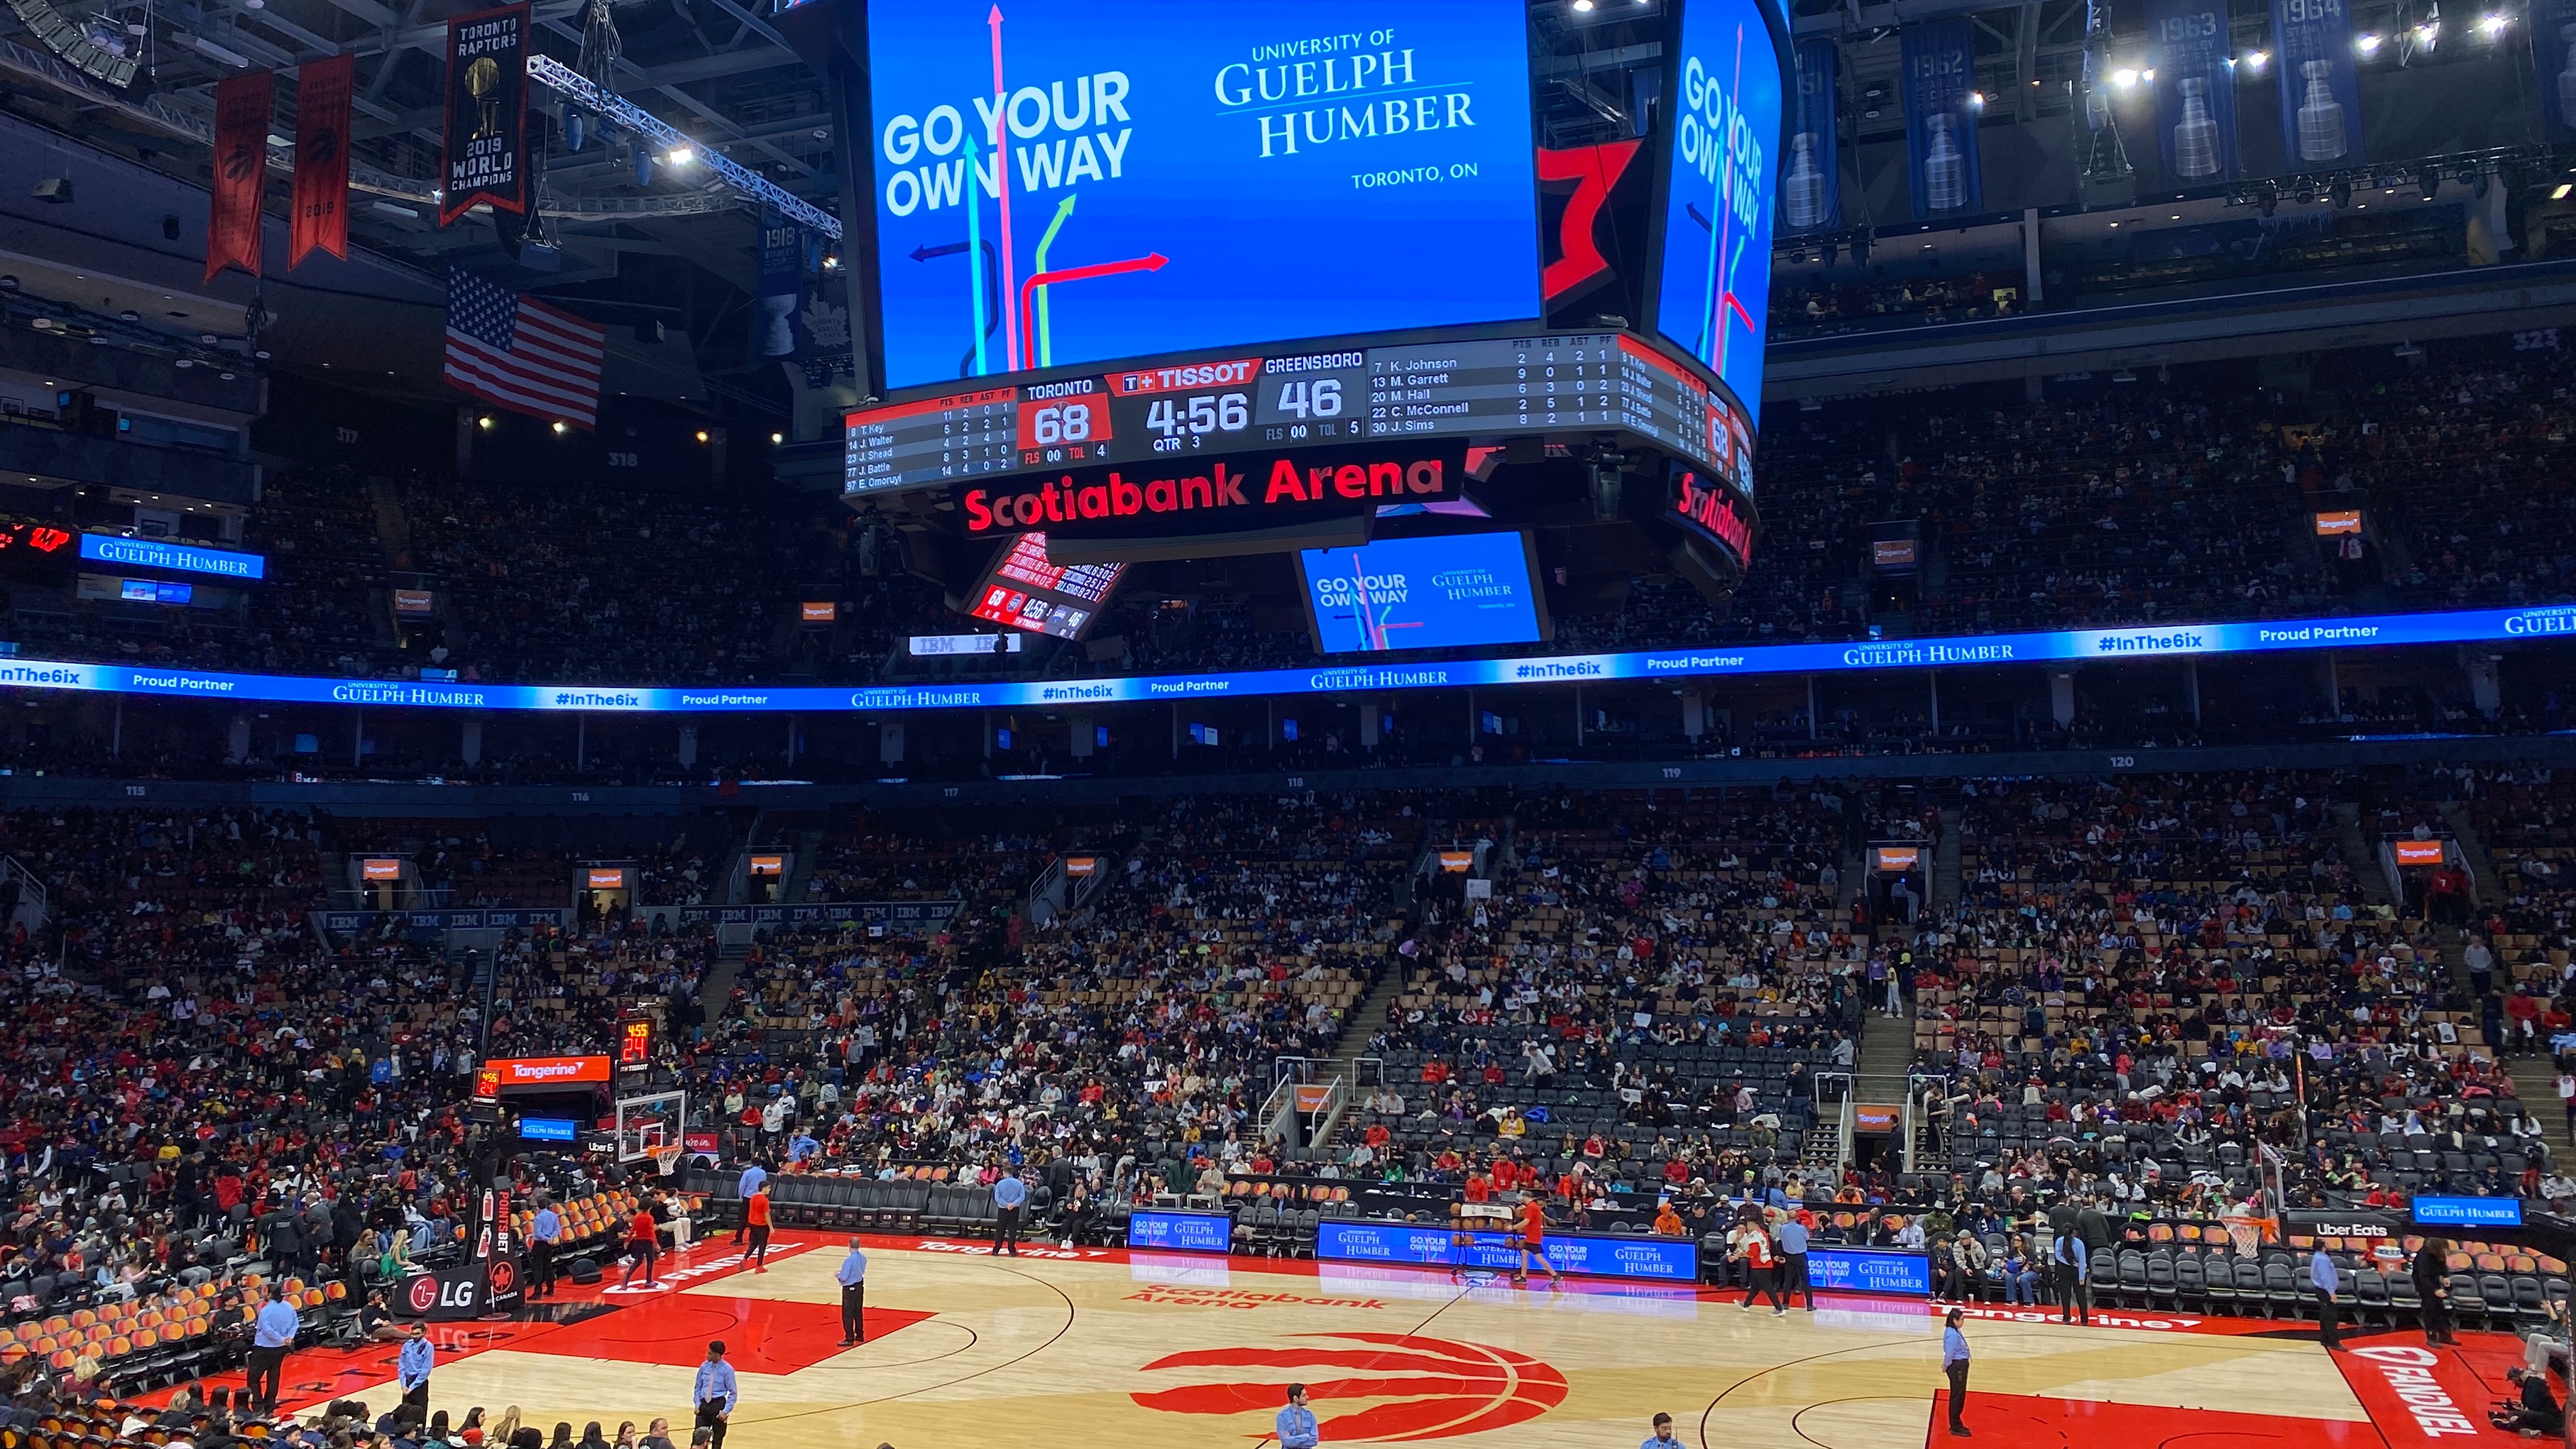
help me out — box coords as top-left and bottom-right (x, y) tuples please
(845, 330), (1753, 501)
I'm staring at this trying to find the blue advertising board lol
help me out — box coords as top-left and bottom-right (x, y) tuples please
(517, 1116), (579, 1142)
(0, 603), (2567, 716)
(2411, 1196), (2523, 1229)
(1808, 1246), (1933, 1296)
(1314, 1220), (1697, 1281)
(1653, 0), (1781, 422)
(1125, 1208), (1234, 1254)
(862, 0), (1540, 390)
(1300, 532), (1542, 652)
(81, 534), (266, 580)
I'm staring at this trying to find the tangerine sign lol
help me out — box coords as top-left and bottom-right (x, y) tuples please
(1133, 1332), (1567, 1442)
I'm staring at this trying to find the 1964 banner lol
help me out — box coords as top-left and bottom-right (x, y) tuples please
(441, 3), (530, 225)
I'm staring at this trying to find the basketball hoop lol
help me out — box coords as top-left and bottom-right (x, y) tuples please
(2220, 1212), (2267, 1257)
(650, 1144), (683, 1177)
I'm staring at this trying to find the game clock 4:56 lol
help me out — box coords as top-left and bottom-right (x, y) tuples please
(1109, 358), (1259, 456)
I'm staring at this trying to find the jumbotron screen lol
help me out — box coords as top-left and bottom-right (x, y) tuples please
(862, 0), (1542, 392)
(1652, 0), (1783, 425)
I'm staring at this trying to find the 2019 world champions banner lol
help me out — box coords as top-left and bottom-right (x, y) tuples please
(861, 0), (1542, 390)
(0, 603), (2569, 716)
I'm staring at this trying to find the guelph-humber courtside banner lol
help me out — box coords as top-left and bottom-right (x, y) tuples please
(1781, 38), (1841, 234)
(2145, 0), (2240, 182)
(2269, 0), (2363, 167)
(290, 54), (355, 266)
(0, 605), (2567, 716)
(1898, 18), (1981, 219)
(207, 71), (272, 281)
(442, 3), (530, 226)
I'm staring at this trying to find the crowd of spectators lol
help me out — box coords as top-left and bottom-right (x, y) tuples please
(4, 773), (2576, 1420)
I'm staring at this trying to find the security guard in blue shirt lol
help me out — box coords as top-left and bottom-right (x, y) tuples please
(396, 1322), (434, 1423)
(247, 1283), (300, 1411)
(834, 1239), (869, 1346)
(528, 1199), (565, 1301)
(1276, 1383), (1320, 1449)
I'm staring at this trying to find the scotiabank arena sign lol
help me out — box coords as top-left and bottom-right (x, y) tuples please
(955, 443), (1472, 543)
(1667, 464), (1756, 567)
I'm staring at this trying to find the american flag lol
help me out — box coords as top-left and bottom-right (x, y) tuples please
(444, 270), (606, 428)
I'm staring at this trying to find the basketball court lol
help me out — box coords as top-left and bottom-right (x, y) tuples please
(221, 1231), (2536, 1448)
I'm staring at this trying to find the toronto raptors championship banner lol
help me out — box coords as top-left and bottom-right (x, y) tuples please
(290, 54), (354, 266)
(440, 3), (529, 226)
(206, 70), (272, 280)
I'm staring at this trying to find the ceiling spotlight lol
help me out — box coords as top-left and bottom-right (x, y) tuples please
(769, 432), (784, 444)
(2480, 13), (2507, 33)
(2112, 67), (2139, 86)
(2357, 31), (2382, 52)
(664, 146), (694, 166)
(478, 417), (494, 430)
(2553, 182), (2572, 200)
(552, 421), (567, 434)
(2243, 49), (2269, 68)
(695, 430), (710, 443)
(1572, 0), (1594, 10)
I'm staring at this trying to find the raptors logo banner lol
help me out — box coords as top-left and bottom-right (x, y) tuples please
(206, 70), (273, 280)
(440, 3), (529, 226)
(290, 54), (353, 266)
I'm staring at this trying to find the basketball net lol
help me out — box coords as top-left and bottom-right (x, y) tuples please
(2220, 1212), (2264, 1257)
(651, 1144), (683, 1176)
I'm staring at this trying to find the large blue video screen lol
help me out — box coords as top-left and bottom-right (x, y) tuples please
(863, 0), (1541, 391)
(1314, 1220), (1697, 1281)
(1807, 1246), (1931, 1296)
(1300, 532), (1542, 654)
(1653, 0), (1782, 423)
(1126, 1209), (1233, 1254)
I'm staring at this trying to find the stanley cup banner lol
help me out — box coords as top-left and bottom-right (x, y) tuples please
(2269, 0), (2364, 167)
(440, 2), (530, 226)
(206, 70), (272, 280)
(1898, 18), (1982, 219)
(2146, 0), (2241, 182)
(1781, 38), (1842, 234)
(290, 53), (355, 266)
(2533, 0), (2576, 141)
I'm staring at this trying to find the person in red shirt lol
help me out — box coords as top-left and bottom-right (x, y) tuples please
(1514, 1193), (1560, 1286)
(1462, 1171), (1493, 1204)
(745, 1186), (774, 1272)
(620, 1201), (662, 1288)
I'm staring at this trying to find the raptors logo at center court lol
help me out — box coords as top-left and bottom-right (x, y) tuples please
(1131, 1333), (1567, 1442)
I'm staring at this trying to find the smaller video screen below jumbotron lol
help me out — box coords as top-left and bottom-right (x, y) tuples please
(965, 533), (1124, 640)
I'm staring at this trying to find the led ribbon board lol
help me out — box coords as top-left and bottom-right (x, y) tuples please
(0, 604), (2566, 712)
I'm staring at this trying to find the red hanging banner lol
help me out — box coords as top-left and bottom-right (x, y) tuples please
(206, 70), (273, 281)
(290, 54), (354, 267)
